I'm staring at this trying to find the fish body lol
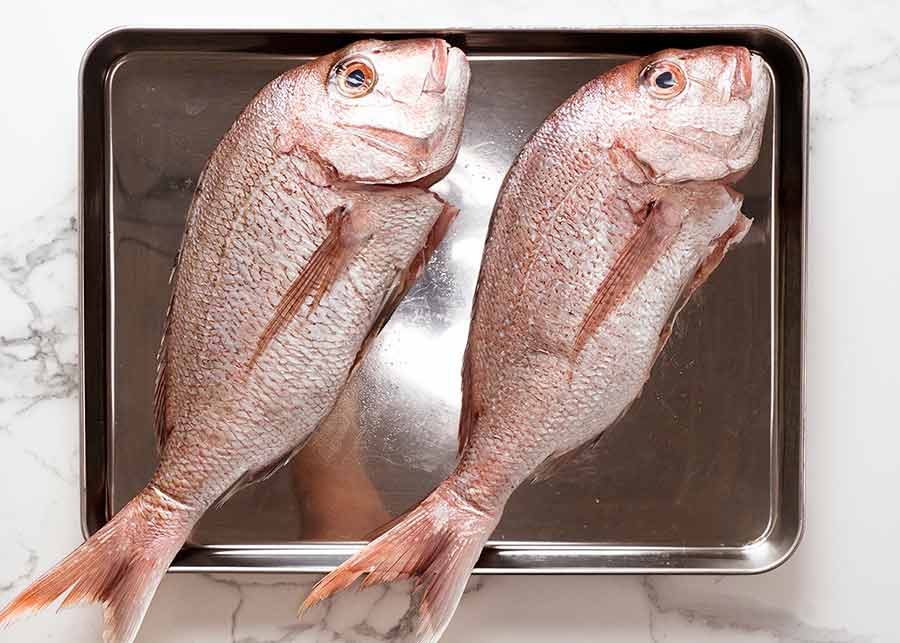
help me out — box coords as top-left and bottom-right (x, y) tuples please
(304, 46), (770, 642)
(0, 38), (470, 643)
(157, 182), (454, 508)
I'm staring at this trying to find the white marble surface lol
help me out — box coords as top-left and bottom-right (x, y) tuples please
(1, 1), (898, 641)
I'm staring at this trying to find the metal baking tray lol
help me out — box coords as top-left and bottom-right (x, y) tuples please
(80, 27), (807, 574)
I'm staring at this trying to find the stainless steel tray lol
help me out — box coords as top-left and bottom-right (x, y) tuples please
(80, 28), (807, 574)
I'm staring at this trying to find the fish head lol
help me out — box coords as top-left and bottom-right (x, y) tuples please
(613, 46), (770, 185)
(284, 38), (470, 186)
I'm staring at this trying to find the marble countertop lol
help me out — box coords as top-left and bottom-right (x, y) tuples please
(1, 1), (897, 641)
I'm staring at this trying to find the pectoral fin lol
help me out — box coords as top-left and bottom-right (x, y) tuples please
(250, 205), (353, 367)
(574, 200), (682, 355)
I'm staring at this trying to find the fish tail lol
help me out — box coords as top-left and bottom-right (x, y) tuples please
(300, 484), (497, 643)
(0, 485), (195, 643)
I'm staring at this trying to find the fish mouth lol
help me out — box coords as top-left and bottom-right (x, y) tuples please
(748, 54), (770, 109)
(441, 44), (470, 101)
(423, 40), (450, 94)
(743, 53), (770, 127)
(730, 47), (753, 100)
(729, 52), (769, 178)
(337, 123), (432, 160)
(724, 53), (770, 179)
(409, 44), (470, 187)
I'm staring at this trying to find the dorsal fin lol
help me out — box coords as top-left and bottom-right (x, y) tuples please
(153, 255), (179, 452)
(457, 346), (478, 455)
(154, 165), (214, 452)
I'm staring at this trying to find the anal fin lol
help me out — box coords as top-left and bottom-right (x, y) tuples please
(212, 433), (314, 511)
(529, 397), (635, 483)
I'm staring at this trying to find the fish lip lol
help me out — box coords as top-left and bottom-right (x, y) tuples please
(730, 47), (754, 100)
(411, 45), (469, 186)
(423, 40), (450, 94)
(337, 123), (431, 158)
(723, 53), (769, 180)
(443, 45), (469, 99)
(747, 54), (770, 118)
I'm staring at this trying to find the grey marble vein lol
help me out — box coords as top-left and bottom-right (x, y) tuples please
(0, 545), (38, 593)
(0, 191), (79, 419)
(18, 444), (72, 483)
(641, 578), (874, 643)
(193, 574), (489, 643)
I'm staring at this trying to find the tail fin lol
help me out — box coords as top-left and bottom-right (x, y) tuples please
(300, 486), (498, 643)
(0, 486), (194, 643)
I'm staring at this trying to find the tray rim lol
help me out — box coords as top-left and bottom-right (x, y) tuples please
(79, 25), (808, 574)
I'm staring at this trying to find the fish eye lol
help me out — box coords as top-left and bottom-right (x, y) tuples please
(655, 71), (676, 88)
(332, 57), (377, 98)
(640, 61), (686, 99)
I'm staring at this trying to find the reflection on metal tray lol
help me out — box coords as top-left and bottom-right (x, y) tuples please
(80, 28), (807, 574)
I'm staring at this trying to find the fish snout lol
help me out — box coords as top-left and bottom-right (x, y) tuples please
(423, 39), (451, 94)
(730, 48), (754, 100)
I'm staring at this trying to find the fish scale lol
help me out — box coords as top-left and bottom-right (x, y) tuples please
(0, 38), (469, 643)
(305, 45), (770, 643)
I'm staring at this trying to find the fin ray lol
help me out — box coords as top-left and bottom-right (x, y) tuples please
(574, 200), (682, 354)
(250, 206), (350, 367)
(300, 487), (496, 643)
(0, 489), (193, 643)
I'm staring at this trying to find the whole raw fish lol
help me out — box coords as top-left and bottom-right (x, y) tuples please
(0, 38), (469, 643)
(303, 46), (770, 642)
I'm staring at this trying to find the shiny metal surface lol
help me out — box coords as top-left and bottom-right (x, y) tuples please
(80, 28), (807, 573)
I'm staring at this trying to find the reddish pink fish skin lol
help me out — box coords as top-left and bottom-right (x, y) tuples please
(0, 39), (469, 643)
(303, 46), (770, 642)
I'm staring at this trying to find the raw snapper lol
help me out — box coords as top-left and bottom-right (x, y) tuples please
(302, 46), (770, 642)
(0, 38), (470, 643)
